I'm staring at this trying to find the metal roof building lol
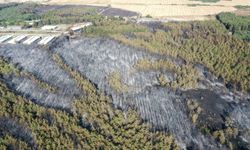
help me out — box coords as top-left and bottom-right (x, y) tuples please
(41, 25), (58, 30)
(0, 35), (13, 43)
(23, 36), (41, 45)
(7, 35), (27, 44)
(38, 36), (56, 45)
(71, 22), (93, 32)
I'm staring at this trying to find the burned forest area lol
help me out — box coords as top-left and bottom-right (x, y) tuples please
(0, 2), (250, 150)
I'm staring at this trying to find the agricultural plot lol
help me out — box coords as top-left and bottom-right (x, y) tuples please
(1, 0), (249, 19)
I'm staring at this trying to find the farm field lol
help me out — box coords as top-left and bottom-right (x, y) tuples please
(1, 0), (250, 19)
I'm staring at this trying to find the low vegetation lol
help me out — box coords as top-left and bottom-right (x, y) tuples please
(20, 71), (57, 93)
(186, 99), (202, 124)
(108, 71), (129, 93)
(134, 59), (200, 89)
(212, 127), (238, 149)
(84, 19), (147, 37)
(0, 58), (19, 75)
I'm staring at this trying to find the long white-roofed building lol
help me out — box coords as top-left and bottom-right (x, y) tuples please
(38, 36), (56, 45)
(41, 25), (58, 30)
(70, 22), (93, 33)
(23, 36), (41, 45)
(0, 35), (13, 43)
(7, 35), (27, 44)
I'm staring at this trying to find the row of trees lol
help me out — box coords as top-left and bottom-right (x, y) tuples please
(0, 3), (39, 26)
(40, 7), (103, 25)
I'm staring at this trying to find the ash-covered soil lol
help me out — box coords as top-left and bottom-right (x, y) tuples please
(0, 37), (249, 149)
(0, 44), (80, 110)
(0, 117), (36, 148)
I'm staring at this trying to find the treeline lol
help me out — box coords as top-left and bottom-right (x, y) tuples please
(0, 3), (108, 27)
(0, 3), (39, 26)
(40, 7), (103, 25)
(217, 12), (250, 41)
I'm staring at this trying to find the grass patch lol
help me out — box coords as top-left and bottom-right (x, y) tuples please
(108, 71), (129, 93)
(84, 20), (147, 37)
(0, 58), (19, 75)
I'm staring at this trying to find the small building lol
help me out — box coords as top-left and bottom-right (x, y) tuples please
(0, 35), (13, 43)
(70, 22), (93, 33)
(71, 26), (83, 33)
(23, 36), (41, 45)
(25, 19), (41, 25)
(38, 36), (56, 45)
(6, 26), (23, 30)
(41, 25), (58, 30)
(7, 35), (27, 44)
